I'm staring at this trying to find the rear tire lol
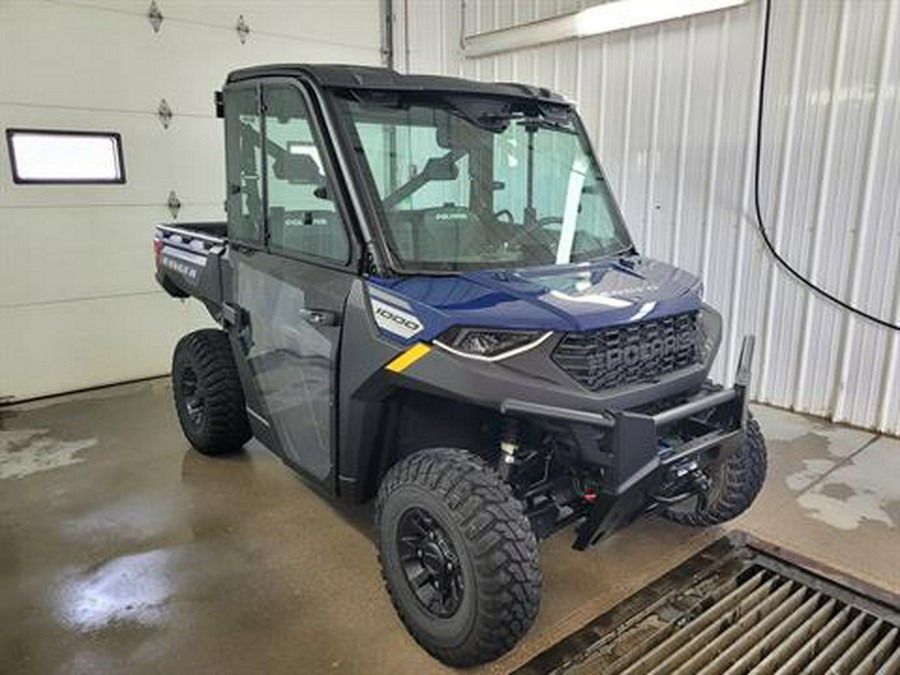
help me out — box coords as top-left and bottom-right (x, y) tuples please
(375, 448), (541, 667)
(172, 329), (251, 456)
(663, 416), (767, 527)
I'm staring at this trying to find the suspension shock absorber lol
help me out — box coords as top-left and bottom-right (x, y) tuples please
(499, 417), (520, 481)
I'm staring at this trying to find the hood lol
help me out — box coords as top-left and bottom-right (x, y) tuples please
(368, 256), (703, 343)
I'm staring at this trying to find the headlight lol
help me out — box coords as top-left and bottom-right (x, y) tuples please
(435, 327), (552, 361)
(698, 304), (722, 361)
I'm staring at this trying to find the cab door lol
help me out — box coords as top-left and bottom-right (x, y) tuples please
(223, 80), (357, 483)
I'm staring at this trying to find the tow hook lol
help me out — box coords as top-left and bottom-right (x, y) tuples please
(691, 469), (712, 495)
(654, 462), (712, 505)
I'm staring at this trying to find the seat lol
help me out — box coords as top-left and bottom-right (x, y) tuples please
(279, 210), (347, 261)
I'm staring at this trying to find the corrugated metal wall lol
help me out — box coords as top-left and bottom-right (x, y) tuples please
(396, 0), (900, 435)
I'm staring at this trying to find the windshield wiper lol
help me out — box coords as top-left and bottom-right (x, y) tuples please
(580, 244), (635, 264)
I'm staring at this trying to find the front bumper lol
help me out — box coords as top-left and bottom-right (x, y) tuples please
(501, 336), (756, 549)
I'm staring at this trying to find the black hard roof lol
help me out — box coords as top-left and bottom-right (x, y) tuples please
(226, 63), (570, 105)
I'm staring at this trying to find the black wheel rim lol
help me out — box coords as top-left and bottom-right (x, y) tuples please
(396, 507), (464, 618)
(180, 366), (205, 427)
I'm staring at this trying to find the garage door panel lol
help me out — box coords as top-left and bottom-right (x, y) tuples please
(0, 204), (224, 306)
(147, 22), (379, 114)
(1, 2), (379, 116)
(1, 106), (225, 208)
(48, 0), (382, 57)
(1, 0), (381, 399)
(0, 293), (213, 401)
(1, 2), (166, 114)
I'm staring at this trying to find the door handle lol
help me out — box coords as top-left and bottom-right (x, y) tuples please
(299, 308), (338, 326)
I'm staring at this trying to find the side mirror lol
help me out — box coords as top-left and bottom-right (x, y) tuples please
(435, 110), (454, 149)
(273, 153), (323, 185)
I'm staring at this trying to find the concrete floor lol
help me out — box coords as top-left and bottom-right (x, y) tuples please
(1, 380), (897, 675)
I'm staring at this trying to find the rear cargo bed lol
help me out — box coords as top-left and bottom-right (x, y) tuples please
(154, 221), (228, 306)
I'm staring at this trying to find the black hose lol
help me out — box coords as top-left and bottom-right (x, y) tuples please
(753, 0), (899, 331)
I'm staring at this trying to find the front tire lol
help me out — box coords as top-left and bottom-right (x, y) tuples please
(375, 448), (541, 667)
(172, 329), (251, 456)
(663, 416), (767, 527)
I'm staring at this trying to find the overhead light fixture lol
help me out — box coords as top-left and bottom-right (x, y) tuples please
(575, 0), (747, 36)
(464, 0), (748, 58)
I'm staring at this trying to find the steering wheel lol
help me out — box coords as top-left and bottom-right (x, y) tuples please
(536, 216), (563, 229)
(507, 215), (564, 248)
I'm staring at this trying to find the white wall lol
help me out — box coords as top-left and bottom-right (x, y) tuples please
(0, 0), (381, 401)
(396, 0), (900, 435)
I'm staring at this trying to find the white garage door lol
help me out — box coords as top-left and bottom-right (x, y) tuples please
(0, 0), (381, 401)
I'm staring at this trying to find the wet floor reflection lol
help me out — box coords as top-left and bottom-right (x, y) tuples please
(54, 549), (175, 631)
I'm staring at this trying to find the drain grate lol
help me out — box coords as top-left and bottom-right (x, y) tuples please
(516, 535), (900, 675)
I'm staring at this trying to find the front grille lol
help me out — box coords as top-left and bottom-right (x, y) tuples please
(552, 311), (701, 391)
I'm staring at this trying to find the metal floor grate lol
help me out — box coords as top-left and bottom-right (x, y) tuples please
(516, 535), (900, 675)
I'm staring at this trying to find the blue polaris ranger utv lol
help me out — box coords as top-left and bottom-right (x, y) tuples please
(154, 64), (767, 666)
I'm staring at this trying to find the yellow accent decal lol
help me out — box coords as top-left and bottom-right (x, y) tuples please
(386, 343), (432, 373)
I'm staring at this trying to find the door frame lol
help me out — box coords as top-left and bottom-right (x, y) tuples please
(222, 75), (365, 493)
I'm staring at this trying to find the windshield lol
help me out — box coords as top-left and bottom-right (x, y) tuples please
(335, 91), (632, 272)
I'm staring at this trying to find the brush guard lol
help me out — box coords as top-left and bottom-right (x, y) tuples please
(501, 336), (756, 550)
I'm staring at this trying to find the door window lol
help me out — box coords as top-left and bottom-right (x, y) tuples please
(224, 87), (264, 245)
(264, 86), (350, 263)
